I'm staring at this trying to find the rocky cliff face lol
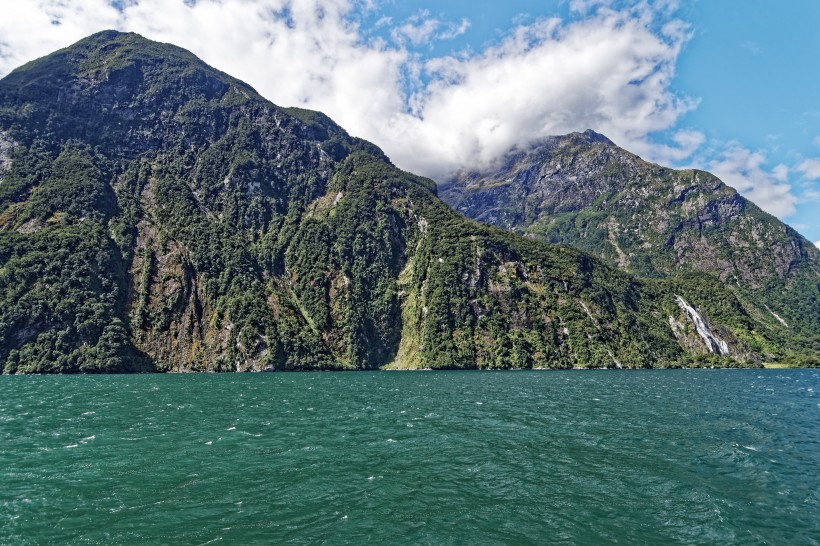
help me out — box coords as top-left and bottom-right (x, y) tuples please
(441, 130), (820, 356)
(0, 32), (801, 372)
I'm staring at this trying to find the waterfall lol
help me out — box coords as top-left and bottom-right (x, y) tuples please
(675, 296), (730, 355)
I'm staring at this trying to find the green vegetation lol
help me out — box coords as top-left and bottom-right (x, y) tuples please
(0, 222), (147, 373)
(443, 131), (820, 366)
(0, 31), (810, 372)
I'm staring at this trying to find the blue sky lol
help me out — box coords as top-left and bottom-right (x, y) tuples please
(359, 0), (820, 242)
(0, 0), (818, 243)
(675, 1), (820, 242)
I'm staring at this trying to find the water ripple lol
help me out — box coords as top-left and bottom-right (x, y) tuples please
(0, 370), (818, 544)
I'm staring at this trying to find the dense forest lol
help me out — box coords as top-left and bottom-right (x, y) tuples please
(0, 31), (815, 372)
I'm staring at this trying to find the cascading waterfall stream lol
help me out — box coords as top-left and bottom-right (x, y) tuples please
(674, 296), (730, 355)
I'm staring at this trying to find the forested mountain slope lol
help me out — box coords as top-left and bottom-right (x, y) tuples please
(442, 131), (819, 364)
(0, 32), (807, 372)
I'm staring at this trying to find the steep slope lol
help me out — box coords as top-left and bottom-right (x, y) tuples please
(0, 32), (795, 372)
(441, 131), (820, 362)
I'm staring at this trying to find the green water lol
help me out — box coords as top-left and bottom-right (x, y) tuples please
(1, 370), (818, 545)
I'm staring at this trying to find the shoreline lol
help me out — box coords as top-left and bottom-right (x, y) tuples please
(3, 365), (813, 376)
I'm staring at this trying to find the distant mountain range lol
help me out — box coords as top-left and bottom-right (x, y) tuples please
(0, 31), (816, 372)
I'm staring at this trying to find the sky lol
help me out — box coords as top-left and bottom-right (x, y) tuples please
(0, 0), (818, 246)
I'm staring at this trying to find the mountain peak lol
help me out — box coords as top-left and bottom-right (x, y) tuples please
(0, 30), (273, 154)
(5, 28), (256, 92)
(78, 28), (137, 43)
(0, 29), (388, 165)
(441, 127), (820, 341)
(578, 129), (614, 145)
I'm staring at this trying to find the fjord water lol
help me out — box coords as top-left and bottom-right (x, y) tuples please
(1, 371), (818, 545)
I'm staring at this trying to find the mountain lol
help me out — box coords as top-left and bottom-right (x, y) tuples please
(0, 31), (806, 373)
(440, 130), (820, 363)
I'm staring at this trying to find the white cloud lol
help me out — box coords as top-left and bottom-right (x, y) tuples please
(390, 11), (470, 46)
(383, 5), (697, 177)
(797, 158), (820, 180)
(392, 12), (440, 46)
(708, 145), (797, 217)
(772, 163), (789, 182)
(0, 0), (122, 75)
(650, 129), (705, 164)
(437, 18), (470, 41)
(0, 0), (696, 180)
(815, 241), (820, 249)
(569, 0), (614, 15)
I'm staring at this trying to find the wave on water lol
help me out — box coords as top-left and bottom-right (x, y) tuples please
(1, 369), (818, 544)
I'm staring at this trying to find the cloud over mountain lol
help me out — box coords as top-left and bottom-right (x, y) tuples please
(1, 0), (809, 221)
(708, 146), (796, 218)
(0, 0), (695, 179)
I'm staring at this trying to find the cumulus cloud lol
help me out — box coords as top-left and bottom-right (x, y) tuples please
(797, 158), (820, 180)
(568, 0), (613, 15)
(708, 145), (797, 218)
(393, 16), (440, 46)
(0, 0), (121, 75)
(391, 11), (470, 46)
(772, 163), (789, 182)
(391, 9), (697, 177)
(815, 241), (820, 249)
(650, 129), (705, 165)
(0, 0), (697, 180)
